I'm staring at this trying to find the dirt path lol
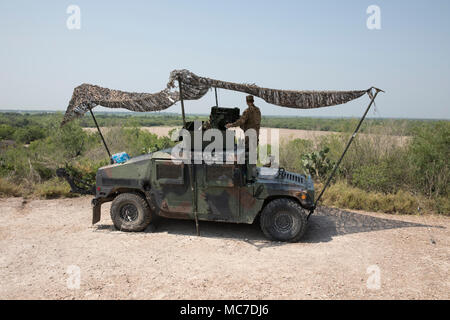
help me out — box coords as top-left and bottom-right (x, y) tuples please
(0, 197), (448, 300)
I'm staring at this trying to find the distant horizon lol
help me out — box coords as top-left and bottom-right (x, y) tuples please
(0, 108), (448, 121)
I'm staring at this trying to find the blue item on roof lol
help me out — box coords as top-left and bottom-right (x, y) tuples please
(111, 152), (130, 164)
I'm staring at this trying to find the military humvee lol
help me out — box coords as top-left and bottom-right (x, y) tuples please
(87, 107), (315, 242)
(59, 70), (382, 242)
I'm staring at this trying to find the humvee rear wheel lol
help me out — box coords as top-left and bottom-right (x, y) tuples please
(260, 198), (307, 242)
(110, 193), (152, 232)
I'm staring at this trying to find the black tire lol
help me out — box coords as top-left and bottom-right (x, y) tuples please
(260, 198), (307, 242)
(110, 193), (153, 232)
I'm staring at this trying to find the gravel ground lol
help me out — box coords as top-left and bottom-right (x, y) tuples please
(0, 196), (448, 300)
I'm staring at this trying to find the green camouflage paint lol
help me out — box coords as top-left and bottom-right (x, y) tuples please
(93, 147), (314, 225)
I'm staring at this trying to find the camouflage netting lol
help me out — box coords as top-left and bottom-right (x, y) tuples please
(168, 69), (368, 109)
(61, 69), (369, 125)
(61, 84), (180, 125)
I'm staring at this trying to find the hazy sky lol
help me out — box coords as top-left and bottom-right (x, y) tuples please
(1, 0), (449, 119)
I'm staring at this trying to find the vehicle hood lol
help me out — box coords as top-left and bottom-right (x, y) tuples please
(256, 167), (313, 189)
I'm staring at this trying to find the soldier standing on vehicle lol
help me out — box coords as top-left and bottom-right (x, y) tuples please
(225, 95), (261, 142)
(226, 95), (261, 181)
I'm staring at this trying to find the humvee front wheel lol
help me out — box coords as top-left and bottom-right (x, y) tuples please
(110, 193), (152, 232)
(260, 198), (307, 242)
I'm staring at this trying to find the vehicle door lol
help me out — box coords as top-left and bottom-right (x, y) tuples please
(196, 163), (241, 222)
(151, 159), (193, 218)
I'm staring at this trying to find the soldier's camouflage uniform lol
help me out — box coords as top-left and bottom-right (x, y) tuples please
(227, 104), (261, 181)
(227, 104), (261, 141)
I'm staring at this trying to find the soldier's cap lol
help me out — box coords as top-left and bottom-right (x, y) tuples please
(246, 95), (254, 103)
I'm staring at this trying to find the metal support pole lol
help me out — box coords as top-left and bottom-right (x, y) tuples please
(214, 87), (219, 106)
(89, 108), (112, 163)
(308, 87), (384, 219)
(178, 77), (199, 235)
(178, 77), (186, 127)
(189, 164), (200, 236)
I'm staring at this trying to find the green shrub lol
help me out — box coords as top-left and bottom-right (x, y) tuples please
(301, 147), (335, 181)
(351, 153), (409, 194)
(279, 138), (313, 173)
(65, 159), (109, 186)
(352, 163), (391, 193)
(122, 126), (175, 156)
(12, 125), (47, 144)
(0, 124), (15, 140)
(433, 196), (450, 215)
(0, 145), (32, 179)
(32, 162), (54, 180)
(50, 121), (89, 159)
(408, 122), (449, 197)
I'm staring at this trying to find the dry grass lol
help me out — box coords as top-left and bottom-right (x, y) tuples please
(0, 178), (22, 197)
(317, 181), (449, 215)
(32, 177), (76, 199)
